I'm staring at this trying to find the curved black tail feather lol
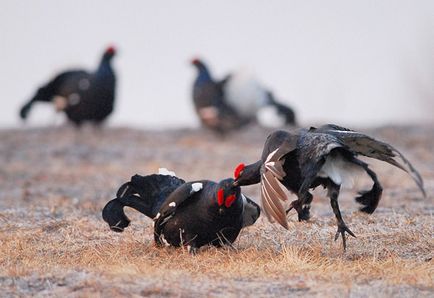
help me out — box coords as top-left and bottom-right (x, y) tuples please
(103, 173), (186, 232)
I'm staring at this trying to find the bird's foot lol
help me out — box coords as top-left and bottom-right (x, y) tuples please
(298, 206), (311, 221)
(334, 224), (356, 251)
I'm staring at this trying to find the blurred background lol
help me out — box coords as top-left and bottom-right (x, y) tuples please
(1, 0), (433, 129)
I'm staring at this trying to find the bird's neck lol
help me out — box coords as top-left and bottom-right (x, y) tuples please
(196, 66), (213, 83)
(97, 57), (114, 77)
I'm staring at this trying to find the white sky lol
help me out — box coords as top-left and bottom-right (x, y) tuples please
(1, 0), (433, 128)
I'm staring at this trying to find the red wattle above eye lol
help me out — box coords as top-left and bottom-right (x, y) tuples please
(217, 188), (224, 206)
(234, 163), (245, 179)
(225, 195), (236, 208)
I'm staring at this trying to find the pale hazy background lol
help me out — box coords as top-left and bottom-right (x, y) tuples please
(1, 0), (433, 128)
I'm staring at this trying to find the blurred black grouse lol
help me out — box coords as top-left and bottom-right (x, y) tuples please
(102, 170), (260, 254)
(233, 124), (425, 250)
(191, 58), (296, 133)
(20, 46), (116, 126)
(191, 58), (246, 133)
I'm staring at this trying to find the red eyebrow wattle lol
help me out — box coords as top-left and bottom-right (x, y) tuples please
(225, 195), (236, 208)
(217, 188), (224, 206)
(234, 163), (245, 179)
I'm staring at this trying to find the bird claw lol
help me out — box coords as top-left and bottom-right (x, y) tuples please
(298, 207), (310, 221)
(285, 206), (293, 214)
(334, 225), (356, 251)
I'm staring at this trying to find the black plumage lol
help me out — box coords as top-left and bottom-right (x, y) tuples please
(102, 172), (260, 254)
(20, 46), (116, 126)
(191, 59), (249, 133)
(233, 124), (425, 250)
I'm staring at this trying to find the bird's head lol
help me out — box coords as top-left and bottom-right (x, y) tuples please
(216, 178), (241, 215)
(232, 161), (261, 187)
(191, 57), (207, 69)
(232, 163), (246, 187)
(103, 45), (117, 60)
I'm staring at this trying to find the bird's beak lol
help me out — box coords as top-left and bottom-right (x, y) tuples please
(232, 180), (239, 187)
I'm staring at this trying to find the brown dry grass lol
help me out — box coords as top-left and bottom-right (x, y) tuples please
(0, 125), (433, 297)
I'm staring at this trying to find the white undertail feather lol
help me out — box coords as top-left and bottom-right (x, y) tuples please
(223, 68), (268, 118)
(241, 194), (258, 227)
(318, 154), (364, 188)
(257, 105), (286, 128)
(53, 96), (68, 111)
(158, 168), (176, 177)
(198, 107), (218, 121)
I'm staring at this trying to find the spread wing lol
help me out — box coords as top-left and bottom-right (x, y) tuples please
(322, 126), (425, 196)
(154, 181), (206, 232)
(260, 140), (297, 229)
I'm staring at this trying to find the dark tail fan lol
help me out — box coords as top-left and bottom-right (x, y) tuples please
(266, 91), (296, 125)
(19, 87), (52, 120)
(102, 173), (185, 232)
(19, 102), (33, 120)
(19, 70), (88, 121)
(102, 198), (132, 232)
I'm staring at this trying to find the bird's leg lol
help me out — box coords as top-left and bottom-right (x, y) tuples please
(355, 165), (383, 214)
(286, 176), (319, 221)
(299, 192), (313, 221)
(328, 181), (355, 251)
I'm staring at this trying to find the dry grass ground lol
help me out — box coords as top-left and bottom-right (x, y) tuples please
(0, 125), (433, 297)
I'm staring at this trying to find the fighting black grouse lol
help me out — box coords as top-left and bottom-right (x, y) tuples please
(102, 169), (260, 254)
(233, 124), (425, 249)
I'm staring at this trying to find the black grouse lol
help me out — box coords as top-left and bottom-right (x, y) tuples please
(233, 124), (425, 250)
(191, 58), (247, 133)
(20, 46), (116, 126)
(192, 58), (297, 132)
(102, 169), (261, 254)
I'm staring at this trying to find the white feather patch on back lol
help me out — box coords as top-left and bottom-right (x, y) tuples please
(191, 182), (203, 192)
(318, 154), (363, 188)
(223, 68), (268, 118)
(257, 105), (286, 128)
(158, 168), (176, 177)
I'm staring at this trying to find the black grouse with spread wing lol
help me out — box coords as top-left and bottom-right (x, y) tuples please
(102, 170), (260, 254)
(233, 124), (425, 250)
(20, 46), (116, 126)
